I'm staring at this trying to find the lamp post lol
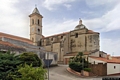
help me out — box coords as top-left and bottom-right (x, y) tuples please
(47, 52), (49, 80)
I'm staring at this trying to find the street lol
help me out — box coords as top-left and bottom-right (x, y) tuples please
(48, 64), (102, 80)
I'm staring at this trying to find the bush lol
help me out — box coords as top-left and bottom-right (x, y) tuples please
(20, 52), (42, 67)
(69, 62), (83, 72)
(10, 64), (46, 80)
(83, 68), (91, 72)
(0, 51), (22, 80)
(69, 52), (91, 72)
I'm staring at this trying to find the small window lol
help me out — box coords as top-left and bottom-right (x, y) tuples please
(40, 40), (42, 46)
(38, 29), (40, 32)
(61, 36), (63, 39)
(114, 66), (116, 69)
(32, 19), (34, 25)
(51, 38), (53, 41)
(99, 54), (102, 57)
(75, 33), (78, 38)
(38, 19), (39, 25)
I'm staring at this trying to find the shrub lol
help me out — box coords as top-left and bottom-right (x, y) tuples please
(83, 68), (91, 72)
(10, 64), (46, 80)
(69, 62), (83, 72)
(20, 52), (42, 67)
(0, 51), (22, 80)
(68, 52), (90, 73)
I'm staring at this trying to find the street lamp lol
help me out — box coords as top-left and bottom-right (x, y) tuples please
(47, 52), (49, 80)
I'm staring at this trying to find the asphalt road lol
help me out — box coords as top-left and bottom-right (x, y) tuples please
(48, 64), (102, 80)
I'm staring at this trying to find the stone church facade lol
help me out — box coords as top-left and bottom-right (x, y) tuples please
(29, 7), (100, 63)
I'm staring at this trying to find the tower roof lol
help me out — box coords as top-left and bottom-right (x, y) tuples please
(32, 7), (40, 14)
(29, 7), (43, 18)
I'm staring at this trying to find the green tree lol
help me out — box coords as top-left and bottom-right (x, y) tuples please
(19, 52), (42, 67)
(11, 64), (46, 80)
(69, 52), (90, 72)
(0, 51), (22, 80)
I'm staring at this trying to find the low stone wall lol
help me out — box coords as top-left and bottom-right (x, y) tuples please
(81, 70), (89, 76)
(67, 68), (81, 76)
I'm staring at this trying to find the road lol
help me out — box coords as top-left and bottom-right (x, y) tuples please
(48, 64), (102, 80)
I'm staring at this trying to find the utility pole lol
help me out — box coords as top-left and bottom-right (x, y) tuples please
(47, 52), (49, 80)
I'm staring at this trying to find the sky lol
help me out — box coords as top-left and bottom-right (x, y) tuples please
(0, 0), (120, 56)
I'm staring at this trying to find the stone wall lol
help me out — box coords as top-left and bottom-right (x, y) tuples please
(89, 63), (107, 76)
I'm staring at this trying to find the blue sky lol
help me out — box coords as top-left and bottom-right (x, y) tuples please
(0, 0), (120, 56)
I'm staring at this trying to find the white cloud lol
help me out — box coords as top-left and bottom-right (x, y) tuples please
(0, 0), (30, 38)
(42, 0), (75, 10)
(100, 38), (120, 56)
(43, 2), (120, 35)
(85, 0), (119, 7)
(43, 19), (78, 36)
(63, 4), (71, 9)
(83, 3), (120, 32)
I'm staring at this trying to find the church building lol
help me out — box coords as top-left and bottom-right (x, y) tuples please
(29, 7), (100, 64)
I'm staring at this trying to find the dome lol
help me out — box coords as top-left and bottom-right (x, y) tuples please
(75, 24), (86, 30)
(74, 19), (87, 30)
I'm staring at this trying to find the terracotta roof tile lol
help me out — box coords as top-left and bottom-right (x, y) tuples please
(0, 41), (25, 50)
(64, 51), (91, 56)
(87, 30), (99, 34)
(0, 32), (33, 44)
(44, 32), (69, 39)
(84, 51), (90, 55)
(64, 52), (77, 56)
(90, 56), (120, 64)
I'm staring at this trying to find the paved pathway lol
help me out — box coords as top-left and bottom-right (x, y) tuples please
(48, 64), (102, 80)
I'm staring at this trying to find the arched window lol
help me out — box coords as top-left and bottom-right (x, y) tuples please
(61, 36), (63, 39)
(32, 19), (34, 25)
(40, 39), (42, 46)
(38, 19), (39, 25)
(38, 29), (40, 33)
(75, 33), (78, 38)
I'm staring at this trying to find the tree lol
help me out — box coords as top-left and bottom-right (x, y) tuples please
(19, 52), (42, 67)
(11, 64), (46, 80)
(0, 51), (22, 80)
(69, 52), (90, 72)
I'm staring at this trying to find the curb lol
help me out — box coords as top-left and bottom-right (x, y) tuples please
(66, 67), (99, 78)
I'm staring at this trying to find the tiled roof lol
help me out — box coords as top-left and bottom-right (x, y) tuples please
(32, 7), (40, 14)
(0, 32), (33, 44)
(64, 52), (77, 56)
(44, 32), (69, 39)
(0, 41), (25, 50)
(64, 51), (91, 56)
(87, 30), (99, 34)
(90, 56), (120, 64)
(113, 56), (120, 59)
(84, 51), (90, 55)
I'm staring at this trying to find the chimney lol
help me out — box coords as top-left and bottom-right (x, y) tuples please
(108, 55), (112, 60)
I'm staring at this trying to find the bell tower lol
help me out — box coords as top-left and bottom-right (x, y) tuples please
(29, 7), (43, 45)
